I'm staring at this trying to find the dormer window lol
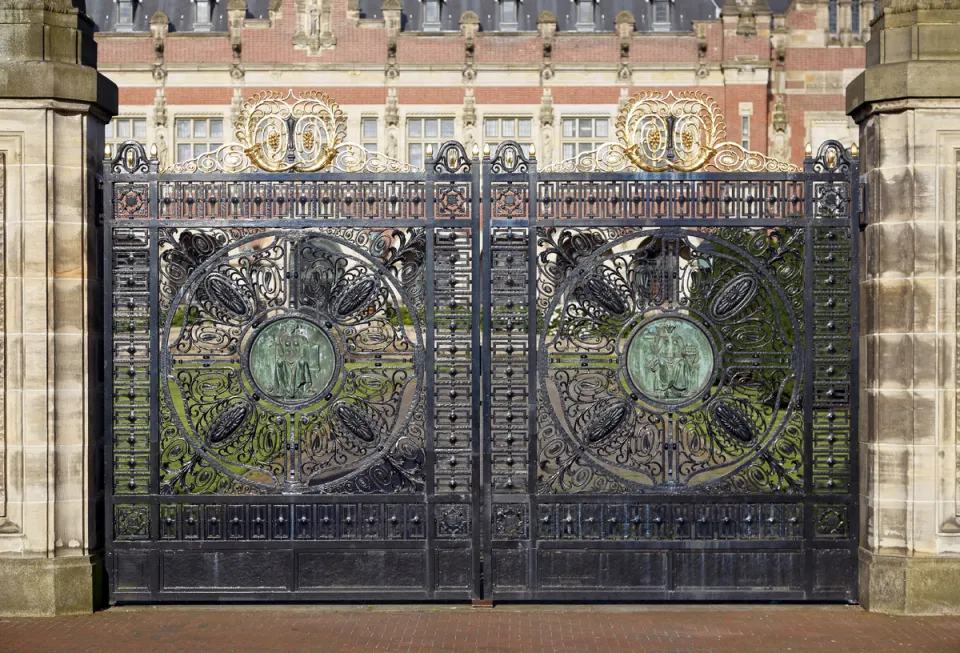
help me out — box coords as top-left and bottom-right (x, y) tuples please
(576, 0), (595, 32)
(651, 0), (671, 31)
(423, 0), (442, 31)
(500, 0), (519, 31)
(194, 0), (213, 32)
(116, 0), (135, 31)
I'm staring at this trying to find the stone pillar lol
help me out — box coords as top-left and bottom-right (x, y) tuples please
(847, 0), (960, 615)
(0, 0), (116, 615)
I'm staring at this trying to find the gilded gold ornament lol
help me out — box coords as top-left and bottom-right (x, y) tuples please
(542, 90), (800, 173)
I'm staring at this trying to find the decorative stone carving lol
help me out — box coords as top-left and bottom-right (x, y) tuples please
(538, 11), (556, 81)
(149, 11), (169, 82)
(346, 0), (360, 22)
(384, 88), (400, 159)
(768, 96), (789, 163)
(153, 88), (168, 165)
(461, 11), (479, 82)
(539, 89), (555, 167)
(462, 88), (477, 155)
(293, 0), (336, 53)
(695, 22), (709, 79)
(228, 0), (246, 80)
(615, 11), (634, 80)
(384, 0), (401, 78)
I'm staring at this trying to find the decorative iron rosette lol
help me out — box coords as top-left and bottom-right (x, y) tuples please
(159, 229), (427, 495)
(536, 227), (805, 493)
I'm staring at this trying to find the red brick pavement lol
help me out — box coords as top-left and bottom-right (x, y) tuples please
(2, 605), (960, 653)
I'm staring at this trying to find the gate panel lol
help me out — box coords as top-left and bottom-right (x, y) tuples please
(482, 93), (859, 601)
(104, 92), (481, 601)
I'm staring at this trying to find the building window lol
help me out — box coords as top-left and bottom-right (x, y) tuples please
(500, 0), (519, 30)
(484, 117), (533, 157)
(561, 117), (609, 159)
(105, 117), (147, 149)
(407, 117), (455, 168)
(852, 0), (860, 36)
(576, 0), (595, 31)
(361, 118), (378, 154)
(423, 0), (442, 31)
(194, 0), (213, 31)
(828, 0), (838, 36)
(741, 116), (750, 150)
(175, 117), (224, 163)
(652, 0), (671, 31)
(117, 0), (135, 30)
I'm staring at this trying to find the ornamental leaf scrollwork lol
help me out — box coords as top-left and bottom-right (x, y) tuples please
(541, 91), (800, 174)
(161, 90), (421, 174)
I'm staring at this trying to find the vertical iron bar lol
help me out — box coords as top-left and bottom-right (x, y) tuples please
(424, 160), (437, 599)
(480, 153), (493, 601)
(526, 161), (539, 597)
(803, 153), (816, 599)
(470, 157), (483, 601)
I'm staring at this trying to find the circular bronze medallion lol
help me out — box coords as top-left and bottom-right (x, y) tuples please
(249, 317), (337, 404)
(626, 317), (715, 405)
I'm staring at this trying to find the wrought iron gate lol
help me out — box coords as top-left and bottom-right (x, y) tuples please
(104, 91), (481, 601)
(481, 92), (860, 601)
(104, 90), (858, 603)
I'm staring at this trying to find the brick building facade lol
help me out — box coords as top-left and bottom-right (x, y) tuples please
(89, 0), (871, 169)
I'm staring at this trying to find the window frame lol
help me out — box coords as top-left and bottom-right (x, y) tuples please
(651, 0), (672, 32)
(406, 116), (456, 169)
(500, 0), (519, 31)
(105, 117), (148, 148)
(482, 116), (534, 158)
(361, 117), (379, 155)
(575, 0), (595, 32)
(174, 116), (226, 164)
(422, 0), (442, 31)
(560, 116), (610, 161)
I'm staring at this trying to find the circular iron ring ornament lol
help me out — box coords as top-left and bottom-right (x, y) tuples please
(160, 230), (425, 494)
(537, 228), (803, 491)
(625, 315), (716, 407)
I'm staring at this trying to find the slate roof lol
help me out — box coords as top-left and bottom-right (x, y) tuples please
(81, 0), (794, 34)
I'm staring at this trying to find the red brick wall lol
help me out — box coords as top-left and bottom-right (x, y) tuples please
(94, 0), (869, 167)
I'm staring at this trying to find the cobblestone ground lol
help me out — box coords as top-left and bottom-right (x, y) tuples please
(3, 605), (960, 653)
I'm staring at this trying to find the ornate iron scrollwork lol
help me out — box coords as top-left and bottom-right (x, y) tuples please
(535, 227), (805, 494)
(490, 141), (531, 174)
(541, 91), (801, 173)
(162, 90), (421, 174)
(160, 229), (427, 495)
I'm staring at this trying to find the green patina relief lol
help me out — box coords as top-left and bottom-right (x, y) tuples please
(249, 317), (337, 403)
(626, 317), (714, 404)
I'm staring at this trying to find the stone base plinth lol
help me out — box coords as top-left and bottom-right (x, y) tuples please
(860, 549), (960, 615)
(0, 555), (102, 617)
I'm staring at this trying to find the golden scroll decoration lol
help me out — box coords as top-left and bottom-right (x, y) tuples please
(163, 90), (418, 174)
(542, 90), (800, 174)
